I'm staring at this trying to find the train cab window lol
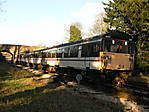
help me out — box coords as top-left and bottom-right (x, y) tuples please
(104, 39), (134, 54)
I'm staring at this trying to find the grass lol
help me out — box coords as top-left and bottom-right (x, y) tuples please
(0, 62), (120, 112)
(0, 78), (36, 97)
(0, 77), (119, 112)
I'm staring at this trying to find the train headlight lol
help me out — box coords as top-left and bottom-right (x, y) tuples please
(107, 56), (112, 63)
(101, 56), (106, 59)
(107, 56), (112, 60)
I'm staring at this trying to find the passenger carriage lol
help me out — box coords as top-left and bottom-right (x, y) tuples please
(19, 31), (135, 85)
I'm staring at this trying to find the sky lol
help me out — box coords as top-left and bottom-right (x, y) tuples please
(0, 0), (108, 47)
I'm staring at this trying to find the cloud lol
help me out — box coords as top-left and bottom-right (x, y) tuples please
(71, 2), (105, 31)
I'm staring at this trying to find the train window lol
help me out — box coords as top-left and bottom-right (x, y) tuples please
(57, 49), (62, 58)
(91, 42), (101, 57)
(64, 47), (69, 58)
(42, 52), (47, 58)
(81, 44), (88, 57)
(34, 53), (39, 58)
(69, 46), (79, 57)
(103, 39), (134, 54)
(47, 52), (51, 58)
(36, 53), (41, 58)
(33, 53), (37, 58)
(39, 52), (43, 58)
(81, 42), (101, 57)
(51, 50), (57, 58)
(46, 52), (49, 58)
(52, 53), (56, 58)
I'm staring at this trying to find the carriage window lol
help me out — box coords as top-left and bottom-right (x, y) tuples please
(57, 49), (62, 58)
(46, 52), (49, 58)
(42, 52), (47, 58)
(36, 52), (42, 58)
(64, 47), (69, 57)
(51, 51), (56, 58)
(81, 44), (90, 57)
(34, 53), (37, 58)
(91, 42), (101, 57)
(81, 42), (101, 57)
(47, 52), (51, 58)
(69, 46), (79, 57)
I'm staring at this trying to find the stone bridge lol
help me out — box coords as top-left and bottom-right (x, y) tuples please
(0, 44), (46, 63)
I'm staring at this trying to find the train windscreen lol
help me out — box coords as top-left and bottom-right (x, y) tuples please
(103, 39), (134, 54)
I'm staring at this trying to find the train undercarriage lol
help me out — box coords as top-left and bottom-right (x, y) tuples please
(20, 61), (132, 87)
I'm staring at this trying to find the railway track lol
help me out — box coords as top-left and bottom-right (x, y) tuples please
(124, 81), (149, 99)
(124, 81), (149, 109)
(126, 81), (149, 92)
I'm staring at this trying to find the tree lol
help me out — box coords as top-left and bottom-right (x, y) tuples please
(103, 0), (149, 72)
(68, 22), (82, 42)
(90, 13), (108, 35)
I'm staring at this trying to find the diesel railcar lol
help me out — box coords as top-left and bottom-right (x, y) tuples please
(19, 32), (135, 85)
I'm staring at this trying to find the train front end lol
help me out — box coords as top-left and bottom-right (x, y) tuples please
(100, 33), (135, 72)
(97, 32), (135, 86)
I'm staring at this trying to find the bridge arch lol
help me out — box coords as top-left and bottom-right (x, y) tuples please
(0, 50), (13, 62)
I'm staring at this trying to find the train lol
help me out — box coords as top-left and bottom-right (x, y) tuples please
(18, 31), (135, 86)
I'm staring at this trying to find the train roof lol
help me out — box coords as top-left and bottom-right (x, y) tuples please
(32, 31), (133, 53)
(104, 31), (133, 40)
